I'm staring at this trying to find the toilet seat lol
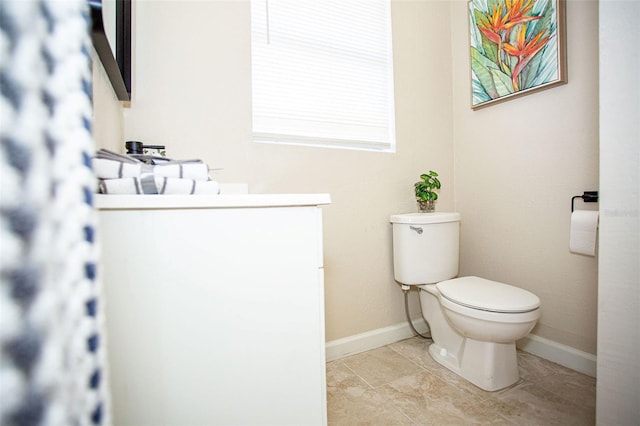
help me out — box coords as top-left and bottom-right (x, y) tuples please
(436, 276), (540, 313)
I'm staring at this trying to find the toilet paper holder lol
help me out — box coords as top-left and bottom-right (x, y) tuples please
(571, 191), (599, 212)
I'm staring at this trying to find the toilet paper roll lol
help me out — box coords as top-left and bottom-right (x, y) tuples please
(569, 210), (599, 256)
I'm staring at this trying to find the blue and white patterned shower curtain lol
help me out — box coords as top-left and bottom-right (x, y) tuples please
(0, 0), (110, 424)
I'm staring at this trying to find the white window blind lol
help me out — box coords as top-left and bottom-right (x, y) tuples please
(251, 0), (396, 151)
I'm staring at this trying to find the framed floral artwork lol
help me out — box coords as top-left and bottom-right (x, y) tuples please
(469, 0), (567, 109)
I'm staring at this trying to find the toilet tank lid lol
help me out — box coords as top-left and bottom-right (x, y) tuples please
(436, 276), (541, 313)
(390, 212), (461, 224)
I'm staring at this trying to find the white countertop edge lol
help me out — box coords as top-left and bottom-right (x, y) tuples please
(94, 193), (332, 209)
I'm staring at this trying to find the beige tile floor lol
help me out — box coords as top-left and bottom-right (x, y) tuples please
(327, 337), (596, 425)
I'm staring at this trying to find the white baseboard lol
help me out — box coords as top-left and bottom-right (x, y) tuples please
(517, 334), (597, 378)
(326, 322), (597, 378)
(325, 319), (429, 362)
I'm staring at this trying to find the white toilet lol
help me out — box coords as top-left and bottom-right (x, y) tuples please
(390, 212), (541, 391)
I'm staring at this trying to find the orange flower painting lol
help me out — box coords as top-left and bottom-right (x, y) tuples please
(469, 0), (567, 109)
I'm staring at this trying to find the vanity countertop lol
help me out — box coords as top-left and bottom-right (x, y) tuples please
(94, 193), (331, 210)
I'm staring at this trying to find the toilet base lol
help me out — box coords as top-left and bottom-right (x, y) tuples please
(428, 338), (519, 391)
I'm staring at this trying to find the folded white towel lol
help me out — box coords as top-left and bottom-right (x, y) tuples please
(94, 149), (218, 194)
(98, 177), (220, 195)
(154, 176), (220, 195)
(153, 163), (210, 181)
(99, 177), (142, 194)
(93, 158), (143, 179)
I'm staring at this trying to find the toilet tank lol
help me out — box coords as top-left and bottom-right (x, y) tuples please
(390, 212), (461, 285)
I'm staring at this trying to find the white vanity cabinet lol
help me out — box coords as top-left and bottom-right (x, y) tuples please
(96, 194), (330, 426)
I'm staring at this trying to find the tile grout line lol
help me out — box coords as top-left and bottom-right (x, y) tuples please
(386, 338), (431, 373)
(340, 360), (379, 391)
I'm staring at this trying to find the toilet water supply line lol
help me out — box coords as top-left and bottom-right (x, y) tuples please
(402, 285), (432, 340)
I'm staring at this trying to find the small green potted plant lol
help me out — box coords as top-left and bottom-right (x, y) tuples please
(414, 170), (441, 212)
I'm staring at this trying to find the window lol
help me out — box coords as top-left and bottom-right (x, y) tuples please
(251, 0), (396, 152)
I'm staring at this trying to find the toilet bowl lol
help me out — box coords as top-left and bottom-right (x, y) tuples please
(419, 277), (540, 391)
(390, 212), (541, 391)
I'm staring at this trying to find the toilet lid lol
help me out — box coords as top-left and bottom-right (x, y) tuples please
(436, 276), (540, 313)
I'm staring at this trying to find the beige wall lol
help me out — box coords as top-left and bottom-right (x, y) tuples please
(118, 0), (455, 341)
(93, 0), (599, 354)
(91, 57), (124, 152)
(451, 0), (599, 354)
